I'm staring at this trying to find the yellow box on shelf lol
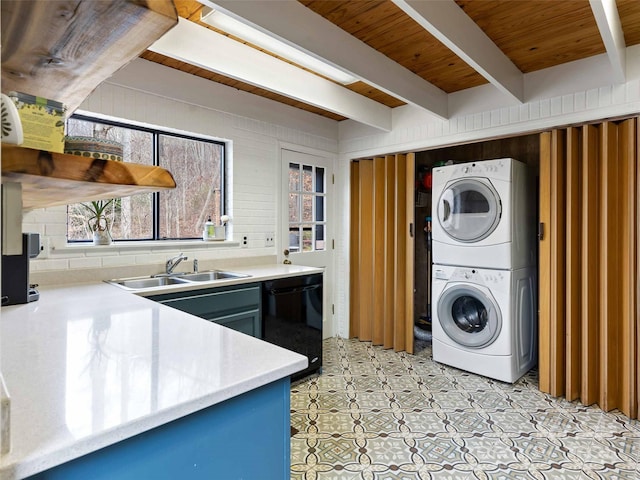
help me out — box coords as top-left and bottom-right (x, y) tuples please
(8, 91), (66, 153)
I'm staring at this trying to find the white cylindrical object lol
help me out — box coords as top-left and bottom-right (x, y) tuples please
(1, 93), (23, 145)
(203, 217), (215, 241)
(213, 225), (225, 240)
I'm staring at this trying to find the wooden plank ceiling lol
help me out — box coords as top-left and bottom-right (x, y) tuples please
(142, 0), (640, 123)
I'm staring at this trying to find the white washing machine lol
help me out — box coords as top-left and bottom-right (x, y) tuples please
(431, 264), (537, 383)
(431, 158), (535, 270)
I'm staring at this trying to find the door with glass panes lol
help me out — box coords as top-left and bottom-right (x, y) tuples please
(281, 148), (333, 338)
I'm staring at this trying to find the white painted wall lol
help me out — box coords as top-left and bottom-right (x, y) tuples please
(24, 45), (640, 339)
(26, 59), (338, 281)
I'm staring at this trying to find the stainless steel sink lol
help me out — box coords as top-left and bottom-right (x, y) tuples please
(177, 270), (250, 282)
(108, 276), (191, 290)
(106, 270), (250, 290)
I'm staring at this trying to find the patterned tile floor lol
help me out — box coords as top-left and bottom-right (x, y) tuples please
(290, 337), (640, 480)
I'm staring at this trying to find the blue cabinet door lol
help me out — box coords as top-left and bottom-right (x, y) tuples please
(28, 378), (291, 480)
(214, 308), (261, 336)
(149, 283), (262, 338)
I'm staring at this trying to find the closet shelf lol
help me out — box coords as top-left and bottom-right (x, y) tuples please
(1, 145), (176, 210)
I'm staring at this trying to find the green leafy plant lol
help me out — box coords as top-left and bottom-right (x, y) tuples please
(80, 199), (114, 233)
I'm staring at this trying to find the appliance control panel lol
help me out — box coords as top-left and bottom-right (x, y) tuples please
(433, 157), (515, 182)
(434, 267), (505, 286)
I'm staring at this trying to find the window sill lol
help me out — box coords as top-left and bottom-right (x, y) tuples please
(53, 240), (240, 254)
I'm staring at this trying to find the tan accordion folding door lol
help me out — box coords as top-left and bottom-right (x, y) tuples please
(539, 118), (639, 418)
(350, 154), (415, 353)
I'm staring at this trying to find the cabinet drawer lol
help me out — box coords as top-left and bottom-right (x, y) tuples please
(153, 284), (260, 317)
(148, 283), (262, 338)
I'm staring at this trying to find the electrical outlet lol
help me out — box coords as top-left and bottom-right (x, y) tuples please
(38, 237), (50, 259)
(265, 232), (274, 247)
(242, 235), (248, 248)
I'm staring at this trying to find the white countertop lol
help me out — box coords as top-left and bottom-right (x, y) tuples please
(121, 263), (324, 297)
(0, 264), (320, 479)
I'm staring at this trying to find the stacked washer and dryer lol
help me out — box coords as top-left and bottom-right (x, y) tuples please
(430, 158), (537, 383)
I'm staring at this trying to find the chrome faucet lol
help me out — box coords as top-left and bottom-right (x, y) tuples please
(193, 258), (199, 273)
(166, 252), (188, 274)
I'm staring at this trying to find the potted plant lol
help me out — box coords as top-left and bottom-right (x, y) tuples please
(81, 199), (114, 245)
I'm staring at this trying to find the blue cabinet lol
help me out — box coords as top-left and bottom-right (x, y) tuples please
(149, 283), (262, 337)
(28, 378), (292, 480)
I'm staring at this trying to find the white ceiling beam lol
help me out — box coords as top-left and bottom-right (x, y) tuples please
(208, 0), (449, 119)
(393, 0), (524, 103)
(149, 18), (392, 131)
(590, 0), (626, 84)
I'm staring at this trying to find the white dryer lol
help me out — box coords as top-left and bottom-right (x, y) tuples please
(431, 264), (537, 383)
(431, 158), (535, 270)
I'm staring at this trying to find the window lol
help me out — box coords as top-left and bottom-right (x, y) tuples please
(66, 116), (225, 242)
(287, 162), (325, 252)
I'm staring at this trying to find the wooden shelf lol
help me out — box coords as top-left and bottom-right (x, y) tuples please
(1, 145), (176, 210)
(1, 0), (177, 115)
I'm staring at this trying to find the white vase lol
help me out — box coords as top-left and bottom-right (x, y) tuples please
(93, 230), (111, 246)
(213, 225), (226, 240)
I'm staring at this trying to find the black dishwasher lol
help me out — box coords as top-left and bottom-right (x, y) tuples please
(262, 274), (323, 380)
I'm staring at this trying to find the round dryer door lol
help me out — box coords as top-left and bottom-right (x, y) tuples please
(437, 284), (502, 348)
(437, 178), (501, 242)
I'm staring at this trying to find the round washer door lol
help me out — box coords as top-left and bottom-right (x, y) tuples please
(437, 284), (502, 348)
(437, 178), (501, 242)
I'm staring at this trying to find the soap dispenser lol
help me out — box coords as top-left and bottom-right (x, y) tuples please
(203, 216), (214, 241)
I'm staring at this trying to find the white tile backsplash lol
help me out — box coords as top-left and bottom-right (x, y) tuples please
(69, 257), (103, 270)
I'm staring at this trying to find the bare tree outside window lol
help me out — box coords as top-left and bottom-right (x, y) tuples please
(66, 116), (225, 242)
(159, 135), (223, 239)
(288, 162), (325, 253)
